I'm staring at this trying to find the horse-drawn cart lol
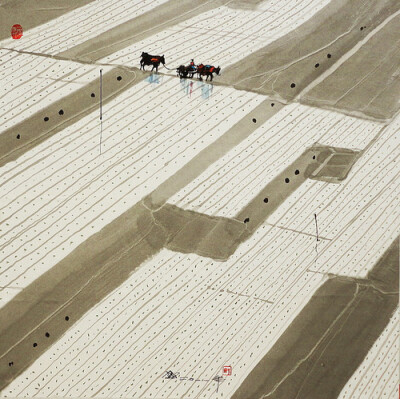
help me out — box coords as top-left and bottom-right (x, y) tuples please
(140, 52), (221, 81)
(176, 63), (221, 81)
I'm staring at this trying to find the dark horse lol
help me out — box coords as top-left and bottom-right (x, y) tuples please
(140, 52), (166, 73)
(176, 64), (197, 79)
(196, 64), (221, 81)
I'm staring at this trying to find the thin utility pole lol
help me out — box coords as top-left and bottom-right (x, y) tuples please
(99, 69), (103, 155)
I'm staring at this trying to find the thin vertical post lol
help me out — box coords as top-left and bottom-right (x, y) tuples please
(314, 213), (320, 242)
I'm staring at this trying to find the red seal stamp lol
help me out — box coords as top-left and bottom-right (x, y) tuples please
(223, 366), (232, 376)
(11, 24), (23, 40)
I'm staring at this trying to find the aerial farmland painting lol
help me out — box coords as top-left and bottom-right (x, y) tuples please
(0, 0), (399, 398)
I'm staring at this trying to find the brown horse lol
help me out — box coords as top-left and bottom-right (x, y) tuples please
(140, 52), (166, 73)
(196, 64), (221, 81)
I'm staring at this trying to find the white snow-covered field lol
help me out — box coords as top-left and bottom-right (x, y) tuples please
(0, 49), (112, 134)
(338, 308), (399, 399)
(2, 225), (326, 399)
(268, 112), (400, 277)
(102, 0), (331, 71)
(0, 0), (170, 55)
(0, 77), (264, 308)
(169, 103), (383, 218)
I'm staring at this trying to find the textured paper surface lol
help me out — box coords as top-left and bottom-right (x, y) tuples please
(0, 1), (398, 398)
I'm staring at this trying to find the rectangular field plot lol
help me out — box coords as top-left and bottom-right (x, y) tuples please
(102, 0), (330, 71)
(2, 225), (326, 399)
(0, 78), (264, 308)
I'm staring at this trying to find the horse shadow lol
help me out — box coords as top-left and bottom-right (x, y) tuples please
(179, 79), (213, 99)
(198, 81), (214, 99)
(146, 73), (162, 85)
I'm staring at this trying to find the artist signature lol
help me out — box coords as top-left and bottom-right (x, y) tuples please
(162, 370), (225, 392)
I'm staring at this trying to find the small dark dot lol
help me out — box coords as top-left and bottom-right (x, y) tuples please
(16, 134), (20, 139)
(65, 316), (70, 321)
(295, 169), (300, 175)
(59, 109), (64, 115)
(8, 362), (13, 367)
(313, 155), (316, 159)
(290, 83), (296, 88)
(263, 198), (269, 203)
(33, 343), (37, 348)
(315, 63), (320, 68)
(45, 332), (50, 338)
(285, 178), (290, 183)
(252, 118), (256, 123)
(327, 54), (332, 58)
(360, 27), (364, 30)
(244, 218), (250, 223)
(117, 76), (122, 81)
(91, 93), (95, 98)
(44, 117), (49, 122)
(271, 103), (275, 107)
